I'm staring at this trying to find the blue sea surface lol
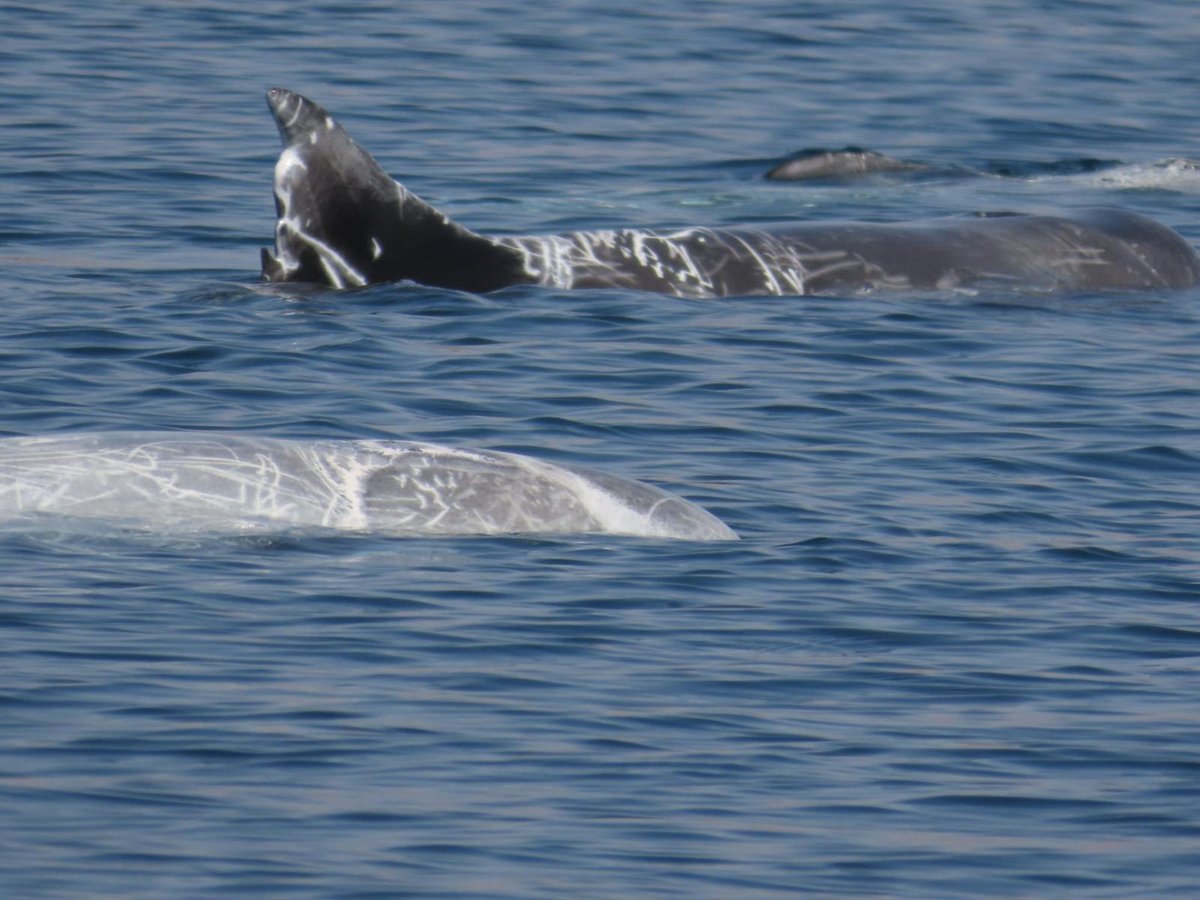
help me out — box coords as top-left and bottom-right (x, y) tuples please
(3, 1), (1200, 896)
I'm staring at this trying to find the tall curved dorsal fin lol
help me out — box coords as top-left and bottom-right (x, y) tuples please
(261, 88), (530, 291)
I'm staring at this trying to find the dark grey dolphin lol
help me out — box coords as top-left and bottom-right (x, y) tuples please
(262, 89), (1200, 296)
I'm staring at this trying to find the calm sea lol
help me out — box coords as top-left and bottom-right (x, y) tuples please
(3, 1), (1200, 896)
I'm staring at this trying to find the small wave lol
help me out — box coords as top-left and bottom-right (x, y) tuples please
(1038, 158), (1200, 192)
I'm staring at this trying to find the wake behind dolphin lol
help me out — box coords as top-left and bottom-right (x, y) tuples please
(0, 433), (736, 541)
(261, 88), (1200, 297)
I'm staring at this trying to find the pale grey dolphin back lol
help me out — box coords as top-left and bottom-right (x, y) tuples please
(0, 433), (737, 541)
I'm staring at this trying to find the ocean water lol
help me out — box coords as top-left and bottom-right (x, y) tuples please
(3, 1), (1200, 896)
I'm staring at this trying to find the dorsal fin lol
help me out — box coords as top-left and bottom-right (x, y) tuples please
(262, 88), (530, 291)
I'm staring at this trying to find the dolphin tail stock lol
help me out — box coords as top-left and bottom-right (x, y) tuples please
(261, 88), (530, 291)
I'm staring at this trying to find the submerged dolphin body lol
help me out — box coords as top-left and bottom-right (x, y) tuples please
(762, 147), (1127, 181)
(261, 89), (1200, 296)
(0, 433), (736, 541)
(764, 147), (932, 181)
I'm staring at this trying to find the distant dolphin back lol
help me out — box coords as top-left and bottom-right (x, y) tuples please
(261, 89), (1200, 297)
(0, 433), (736, 541)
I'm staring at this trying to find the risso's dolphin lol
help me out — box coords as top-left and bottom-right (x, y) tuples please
(762, 146), (1129, 181)
(261, 88), (1200, 296)
(0, 433), (736, 541)
(764, 147), (931, 181)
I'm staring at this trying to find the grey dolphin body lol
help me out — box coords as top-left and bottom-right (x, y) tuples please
(764, 147), (931, 181)
(764, 147), (1129, 181)
(0, 433), (736, 540)
(261, 89), (1200, 296)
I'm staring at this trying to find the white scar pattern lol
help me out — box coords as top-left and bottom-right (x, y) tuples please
(0, 433), (737, 541)
(261, 88), (1200, 296)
